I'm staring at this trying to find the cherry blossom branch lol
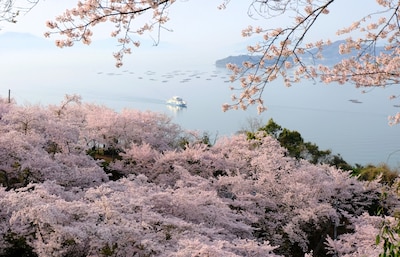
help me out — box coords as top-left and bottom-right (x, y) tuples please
(223, 0), (334, 113)
(45, 0), (175, 67)
(222, 0), (400, 125)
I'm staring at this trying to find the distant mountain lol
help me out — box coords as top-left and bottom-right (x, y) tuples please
(215, 55), (262, 68)
(0, 32), (54, 49)
(0, 31), (178, 52)
(303, 40), (355, 65)
(0, 31), (126, 52)
(215, 40), (386, 68)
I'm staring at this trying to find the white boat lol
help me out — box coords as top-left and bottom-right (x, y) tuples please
(166, 96), (187, 107)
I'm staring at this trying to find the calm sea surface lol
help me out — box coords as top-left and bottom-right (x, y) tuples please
(1, 48), (400, 168)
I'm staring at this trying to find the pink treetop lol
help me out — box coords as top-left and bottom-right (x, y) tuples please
(0, 97), (397, 256)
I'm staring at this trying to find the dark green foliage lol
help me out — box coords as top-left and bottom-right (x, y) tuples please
(44, 140), (62, 155)
(375, 188), (400, 257)
(177, 132), (214, 150)
(278, 128), (304, 159)
(213, 169), (228, 177)
(103, 147), (123, 161)
(0, 167), (34, 190)
(0, 169), (9, 189)
(199, 132), (213, 146)
(354, 164), (399, 185)
(258, 118), (283, 139)
(177, 136), (190, 149)
(327, 154), (354, 171)
(377, 217), (400, 257)
(87, 147), (124, 180)
(60, 238), (89, 257)
(1, 232), (37, 257)
(247, 118), (347, 167)
(302, 142), (332, 165)
(100, 243), (118, 256)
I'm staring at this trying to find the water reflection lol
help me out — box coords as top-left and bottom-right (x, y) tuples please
(166, 105), (187, 114)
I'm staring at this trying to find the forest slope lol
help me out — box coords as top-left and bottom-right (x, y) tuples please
(0, 95), (398, 257)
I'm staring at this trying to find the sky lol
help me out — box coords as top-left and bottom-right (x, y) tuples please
(1, 0), (257, 62)
(0, 0), (385, 64)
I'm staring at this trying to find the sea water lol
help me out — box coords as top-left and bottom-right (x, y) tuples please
(1, 47), (400, 168)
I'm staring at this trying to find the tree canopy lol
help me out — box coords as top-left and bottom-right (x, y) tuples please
(0, 95), (398, 256)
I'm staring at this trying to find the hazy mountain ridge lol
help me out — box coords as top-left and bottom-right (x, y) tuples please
(0, 31), (54, 49)
(0, 31), (179, 52)
(0, 31), (117, 50)
(215, 40), (386, 68)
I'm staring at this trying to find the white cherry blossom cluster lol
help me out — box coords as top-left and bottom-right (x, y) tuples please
(45, 0), (176, 67)
(0, 96), (398, 256)
(222, 0), (400, 123)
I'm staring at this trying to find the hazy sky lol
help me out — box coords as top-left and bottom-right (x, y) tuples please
(1, 0), (384, 62)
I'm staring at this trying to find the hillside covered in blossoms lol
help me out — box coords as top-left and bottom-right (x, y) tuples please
(0, 94), (399, 257)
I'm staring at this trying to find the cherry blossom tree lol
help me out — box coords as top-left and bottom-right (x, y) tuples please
(81, 104), (185, 155)
(109, 132), (396, 256)
(0, 94), (194, 189)
(0, 97), (108, 189)
(0, 177), (282, 256)
(219, 0), (400, 121)
(325, 212), (400, 257)
(0, 97), (399, 256)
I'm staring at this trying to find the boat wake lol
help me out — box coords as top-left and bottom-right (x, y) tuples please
(118, 96), (167, 105)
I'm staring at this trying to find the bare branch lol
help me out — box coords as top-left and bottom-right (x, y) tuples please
(0, 0), (39, 25)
